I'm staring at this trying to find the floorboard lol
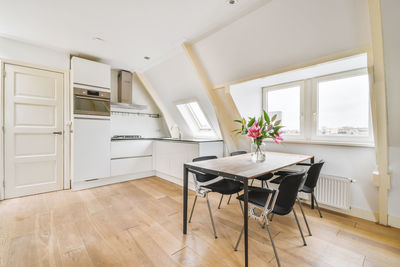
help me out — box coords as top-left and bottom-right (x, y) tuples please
(0, 176), (399, 267)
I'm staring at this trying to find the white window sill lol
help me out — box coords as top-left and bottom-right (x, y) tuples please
(265, 139), (375, 148)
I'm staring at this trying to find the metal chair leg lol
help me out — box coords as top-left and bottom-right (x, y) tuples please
(227, 194), (232, 204)
(237, 192), (243, 213)
(270, 213), (274, 222)
(188, 195), (197, 223)
(206, 194), (218, 239)
(218, 195), (224, 209)
(312, 193), (323, 218)
(265, 220), (281, 267)
(234, 226), (244, 251)
(293, 208), (307, 246)
(297, 197), (312, 236)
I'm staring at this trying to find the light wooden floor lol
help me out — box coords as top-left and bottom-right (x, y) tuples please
(1, 177), (399, 267)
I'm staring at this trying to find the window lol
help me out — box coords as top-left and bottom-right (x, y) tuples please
(257, 54), (373, 146)
(312, 69), (372, 143)
(176, 100), (216, 138)
(263, 81), (304, 138)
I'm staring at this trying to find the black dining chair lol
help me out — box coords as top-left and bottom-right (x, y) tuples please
(270, 160), (325, 218)
(188, 156), (243, 238)
(234, 170), (307, 267)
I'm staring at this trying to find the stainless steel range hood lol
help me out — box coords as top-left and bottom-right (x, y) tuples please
(112, 70), (146, 110)
(118, 70), (132, 104)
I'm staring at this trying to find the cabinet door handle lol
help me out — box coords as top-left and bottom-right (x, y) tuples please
(53, 131), (63, 135)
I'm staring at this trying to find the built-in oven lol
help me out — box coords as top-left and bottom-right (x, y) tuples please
(74, 87), (110, 117)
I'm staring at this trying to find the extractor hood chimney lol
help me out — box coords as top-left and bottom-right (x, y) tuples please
(118, 70), (132, 104)
(113, 70), (147, 110)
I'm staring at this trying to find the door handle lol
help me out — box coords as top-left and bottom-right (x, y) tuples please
(52, 131), (63, 135)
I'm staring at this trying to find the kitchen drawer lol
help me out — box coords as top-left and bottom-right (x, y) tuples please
(111, 140), (153, 158)
(111, 156), (153, 176)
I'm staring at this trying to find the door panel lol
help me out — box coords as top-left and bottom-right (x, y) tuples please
(15, 134), (56, 156)
(15, 161), (56, 186)
(4, 64), (64, 198)
(15, 72), (56, 99)
(15, 103), (55, 126)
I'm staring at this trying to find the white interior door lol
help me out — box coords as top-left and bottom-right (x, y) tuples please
(4, 64), (64, 198)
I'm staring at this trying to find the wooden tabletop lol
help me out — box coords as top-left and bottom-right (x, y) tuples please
(185, 152), (313, 179)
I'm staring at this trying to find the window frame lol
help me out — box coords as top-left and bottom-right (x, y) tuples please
(186, 102), (212, 130)
(262, 80), (306, 141)
(175, 98), (216, 138)
(311, 68), (373, 145)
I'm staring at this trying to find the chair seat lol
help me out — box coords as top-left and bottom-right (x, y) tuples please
(253, 173), (274, 181)
(236, 187), (292, 216)
(269, 175), (284, 184)
(300, 185), (314, 193)
(270, 170), (297, 184)
(204, 179), (243, 195)
(274, 170), (296, 176)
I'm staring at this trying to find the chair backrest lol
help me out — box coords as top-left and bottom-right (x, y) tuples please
(230, 151), (247, 156)
(192, 156), (219, 183)
(275, 170), (307, 215)
(304, 160), (325, 189)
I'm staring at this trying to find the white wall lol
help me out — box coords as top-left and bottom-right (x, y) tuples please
(230, 82), (262, 118)
(110, 70), (168, 137)
(143, 50), (222, 139)
(193, 0), (370, 87)
(0, 36), (69, 70)
(381, 0), (400, 219)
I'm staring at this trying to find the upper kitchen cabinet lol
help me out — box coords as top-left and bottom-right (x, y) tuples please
(71, 57), (111, 89)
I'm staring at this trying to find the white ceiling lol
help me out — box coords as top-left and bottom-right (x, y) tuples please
(0, 0), (270, 71)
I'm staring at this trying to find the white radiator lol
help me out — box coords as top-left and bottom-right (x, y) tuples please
(299, 174), (353, 210)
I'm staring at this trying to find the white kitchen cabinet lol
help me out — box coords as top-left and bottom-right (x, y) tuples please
(110, 140), (153, 177)
(199, 142), (224, 157)
(71, 57), (111, 89)
(111, 157), (152, 176)
(73, 118), (111, 182)
(154, 141), (223, 183)
(111, 140), (152, 158)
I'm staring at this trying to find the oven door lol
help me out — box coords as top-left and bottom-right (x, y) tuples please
(74, 95), (110, 116)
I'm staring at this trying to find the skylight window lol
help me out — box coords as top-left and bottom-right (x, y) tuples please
(176, 100), (216, 138)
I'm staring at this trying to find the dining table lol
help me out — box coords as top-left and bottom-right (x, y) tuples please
(183, 151), (314, 267)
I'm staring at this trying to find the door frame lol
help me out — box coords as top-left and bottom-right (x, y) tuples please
(0, 59), (71, 200)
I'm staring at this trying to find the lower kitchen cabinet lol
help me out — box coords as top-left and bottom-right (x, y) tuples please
(154, 140), (223, 183)
(111, 156), (153, 176)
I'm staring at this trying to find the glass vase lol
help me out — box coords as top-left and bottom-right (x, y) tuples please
(251, 141), (266, 163)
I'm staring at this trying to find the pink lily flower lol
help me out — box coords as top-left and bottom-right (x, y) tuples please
(273, 130), (284, 144)
(248, 122), (261, 138)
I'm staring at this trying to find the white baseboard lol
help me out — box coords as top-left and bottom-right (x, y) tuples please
(388, 215), (400, 228)
(71, 170), (156, 191)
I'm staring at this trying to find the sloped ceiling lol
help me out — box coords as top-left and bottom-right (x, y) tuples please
(143, 49), (222, 139)
(0, 0), (270, 71)
(193, 0), (371, 87)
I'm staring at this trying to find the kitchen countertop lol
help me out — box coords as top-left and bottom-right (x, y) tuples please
(111, 137), (223, 143)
